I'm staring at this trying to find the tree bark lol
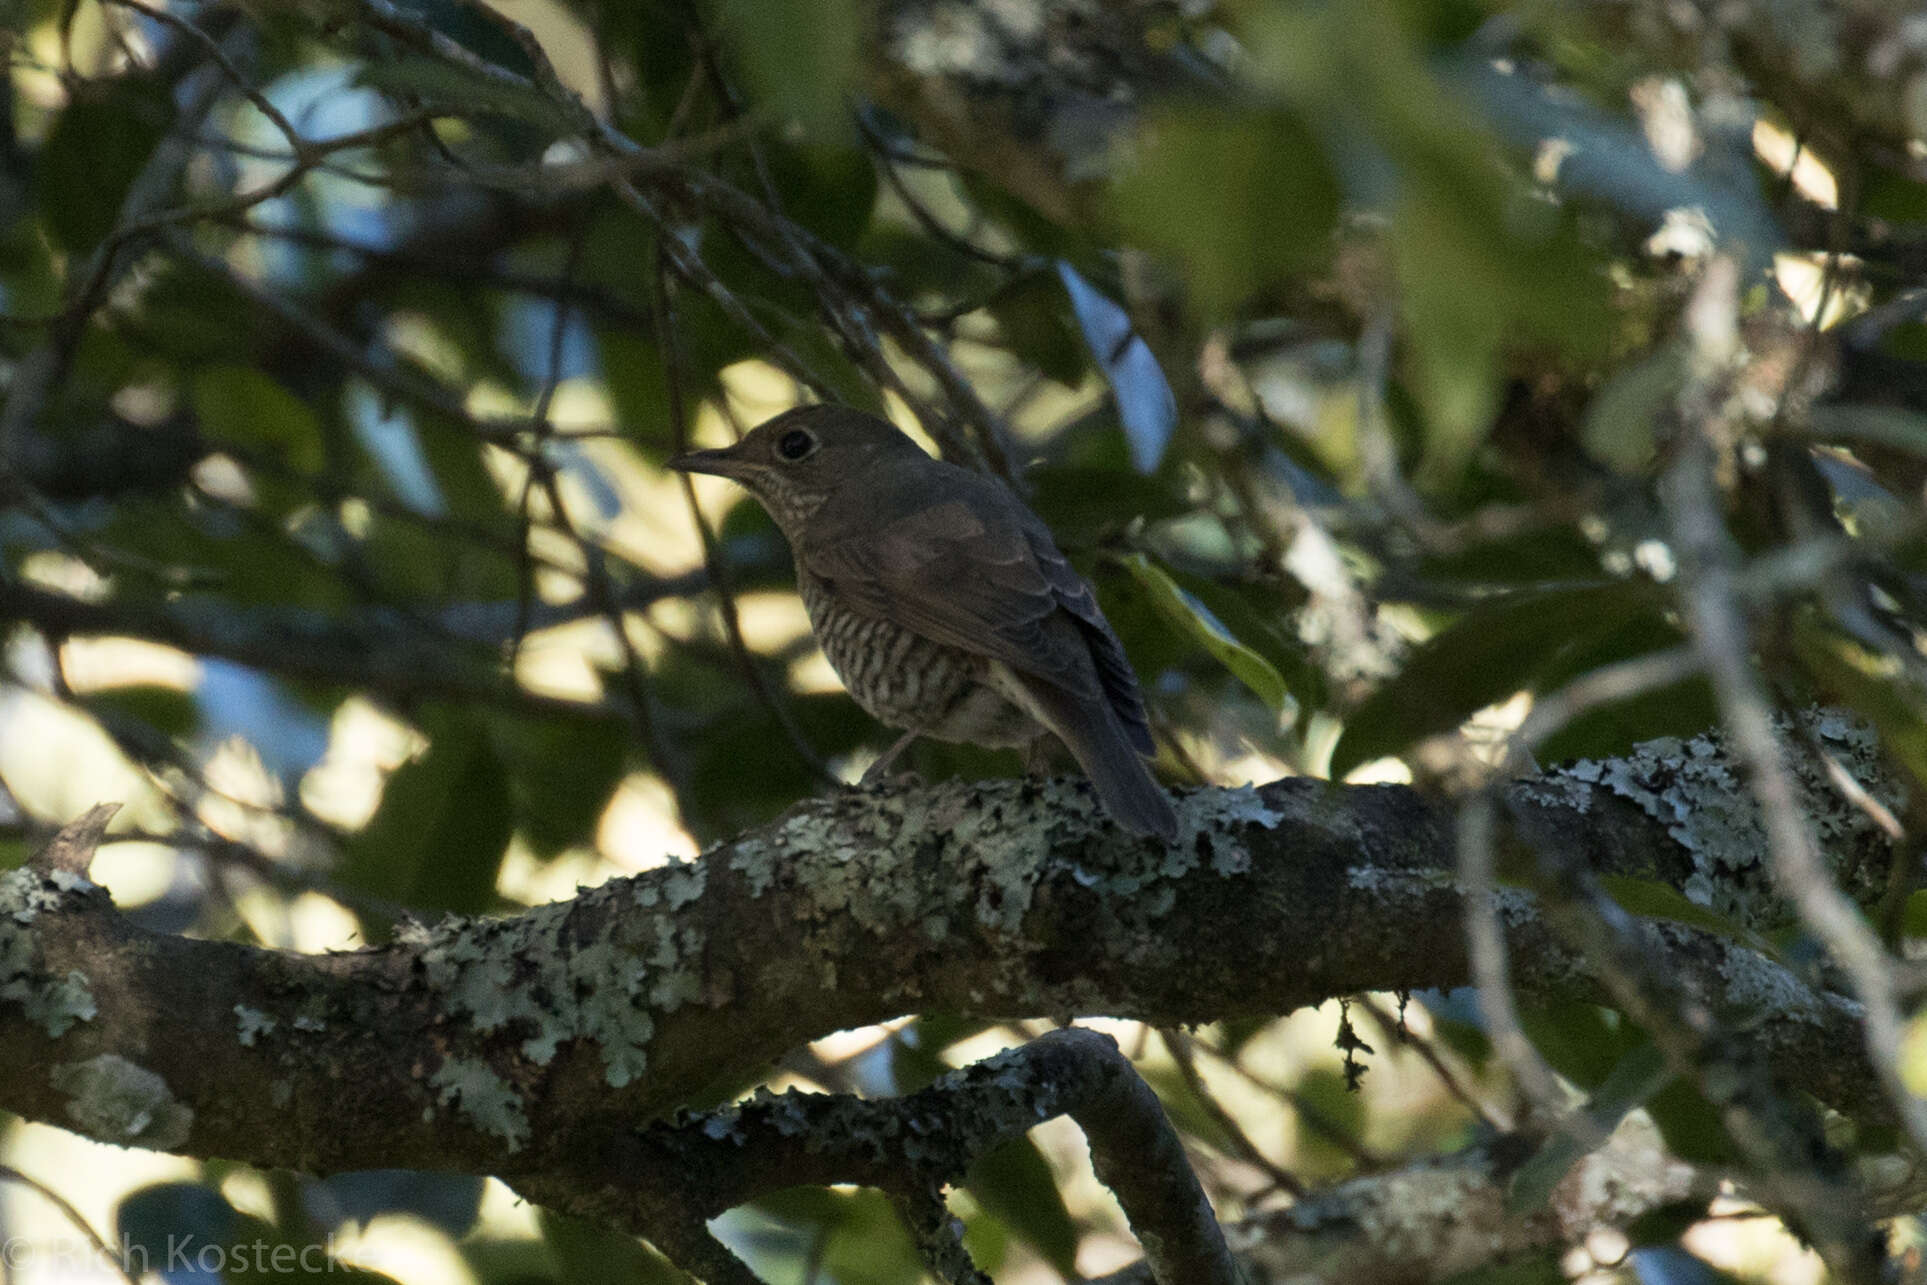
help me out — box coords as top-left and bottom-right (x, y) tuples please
(0, 718), (1898, 1230)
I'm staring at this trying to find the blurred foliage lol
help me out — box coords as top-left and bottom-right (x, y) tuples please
(3, 0), (1926, 1279)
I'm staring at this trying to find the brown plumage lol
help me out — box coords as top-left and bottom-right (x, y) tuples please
(669, 405), (1177, 840)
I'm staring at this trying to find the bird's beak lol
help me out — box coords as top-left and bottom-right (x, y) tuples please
(665, 446), (751, 480)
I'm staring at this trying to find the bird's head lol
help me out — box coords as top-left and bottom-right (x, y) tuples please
(667, 405), (928, 532)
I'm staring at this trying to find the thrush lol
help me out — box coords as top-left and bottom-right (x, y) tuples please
(669, 405), (1178, 841)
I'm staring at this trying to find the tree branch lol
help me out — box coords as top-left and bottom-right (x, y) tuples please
(1092, 1124), (1706, 1285)
(522, 1028), (1237, 1285)
(0, 717), (1896, 1187)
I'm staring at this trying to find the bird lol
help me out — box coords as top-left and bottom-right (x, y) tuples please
(668, 404), (1178, 841)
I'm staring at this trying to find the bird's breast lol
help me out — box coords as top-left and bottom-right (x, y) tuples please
(798, 573), (1038, 747)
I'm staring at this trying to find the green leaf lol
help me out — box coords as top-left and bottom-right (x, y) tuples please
(761, 140), (877, 248)
(987, 270), (1089, 387)
(357, 503), (517, 603)
(1112, 106), (1340, 317)
(383, 277), (516, 389)
(1645, 1077), (1736, 1165)
(1533, 618), (1715, 766)
(604, 0), (698, 135)
(1413, 524), (1605, 590)
(86, 685), (200, 738)
(1621, 1202), (1719, 1250)
(1596, 875), (1779, 959)
(1861, 168), (1927, 223)
(537, 1209), (685, 1285)
(193, 366), (325, 472)
(1292, 1066), (1368, 1175)
(1027, 467), (1189, 537)
(1416, 994), (1493, 1065)
(771, 312), (885, 410)
(0, 212), (62, 317)
(962, 1137), (1080, 1278)
(1581, 348), (1682, 474)
(1392, 171), (1610, 485)
(1878, 321), (1927, 363)
(721, 0), (862, 137)
(341, 709), (512, 915)
(97, 498), (348, 610)
(1136, 1061), (1241, 1157)
(1242, 0), (1610, 486)
(130, 259), (265, 361)
(38, 77), (174, 252)
(596, 329), (672, 455)
(681, 688), (872, 839)
(1803, 404), (1927, 457)
(1330, 582), (1662, 777)
(739, 1188), (927, 1285)
(490, 712), (630, 857)
(1119, 553), (1290, 711)
(651, 265), (763, 393)
(1508, 1040), (1668, 1210)
(1518, 1003), (1632, 1090)
(1390, 0), (1487, 42)
(413, 405), (513, 525)
(403, 0), (540, 80)
(580, 201), (659, 300)
(1437, 1254), (1567, 1285)
(1516, 1003), (1732, 1162)
(1172, 570), (1323, 713)
(356, 56), (576, 133)
(1792, 615), (1927, 792)
(885, 1016), (994, 1093)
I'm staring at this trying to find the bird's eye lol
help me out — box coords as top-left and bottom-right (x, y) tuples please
(776, 428), (817, 462)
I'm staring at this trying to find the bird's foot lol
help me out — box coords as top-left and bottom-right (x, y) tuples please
(1021, 735), (1060, 779)
(854, 729), (923, 790)
(853, 765), (924, 792)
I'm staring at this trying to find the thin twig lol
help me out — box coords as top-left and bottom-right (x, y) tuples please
(1661, 256), (1927, 1158)
(1158, 1027), (1308, 1198)
(106, 112), (437, 246)
(222, 217), (657, 325)
(1458, 792), (1569, 1127)
(157, 232), (535, 447)
(1181, 1028), (1381, 1167)
(856, 110), (1022, 271)
(1350, 994), (1508, 1133)
(510, 218), (591, 678)
(532, 463), (682, 789)
(1471, 647), (1708, 1128)
(1507, 647), (1703, 771)
(0, 21), (237, 465)
(652, 247), (838, 786)
(104, 0), (303, 150)
(0, 1164), (141, 1285)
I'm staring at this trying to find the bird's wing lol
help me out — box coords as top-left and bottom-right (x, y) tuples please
(801, 472), (1155, 753)
(1025, 520), (1156, 754)
(803, 490), (1092, 690)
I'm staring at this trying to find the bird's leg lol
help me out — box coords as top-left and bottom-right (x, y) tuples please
(1022, 735), (1053, 778)
(859, 729), (922, 786)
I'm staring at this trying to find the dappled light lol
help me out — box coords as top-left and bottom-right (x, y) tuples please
(4, 0), (1927, 1282)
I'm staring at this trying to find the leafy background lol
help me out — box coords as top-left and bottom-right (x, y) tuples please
(3, 0), (1926, 1280)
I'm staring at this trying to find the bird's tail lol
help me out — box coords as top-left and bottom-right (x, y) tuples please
(1018, 676), (1178, 841)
